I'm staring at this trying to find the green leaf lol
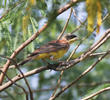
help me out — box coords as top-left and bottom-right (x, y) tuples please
(30, 16), (38, 33)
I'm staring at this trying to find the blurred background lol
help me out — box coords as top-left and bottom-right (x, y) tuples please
(0, 0), (110, 100)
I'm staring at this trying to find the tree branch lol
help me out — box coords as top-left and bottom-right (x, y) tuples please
(50, 49), (110, 100)
(0, 28), (110, 92)
(0, 0), (83, 85)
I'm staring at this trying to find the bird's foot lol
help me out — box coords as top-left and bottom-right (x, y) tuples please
(47, 62), (60, 71)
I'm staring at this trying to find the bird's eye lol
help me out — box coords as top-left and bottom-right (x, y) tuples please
(66, 34), (77, 40)
(71, 34), (77, 38)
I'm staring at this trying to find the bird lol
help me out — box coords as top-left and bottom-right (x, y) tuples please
(18, 34), (79, 66)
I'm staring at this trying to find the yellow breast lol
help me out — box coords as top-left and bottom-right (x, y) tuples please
(49, 49), (68, 60)
(34, 48), (68, 60)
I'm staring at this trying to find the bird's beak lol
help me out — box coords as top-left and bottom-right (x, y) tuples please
(69, 37), (79, 44)
(74, 37), (80, 41)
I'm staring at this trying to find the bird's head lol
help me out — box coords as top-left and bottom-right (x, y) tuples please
(63, 33), (79, 44)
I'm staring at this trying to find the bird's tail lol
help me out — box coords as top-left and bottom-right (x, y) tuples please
(18, 57), (32, 66)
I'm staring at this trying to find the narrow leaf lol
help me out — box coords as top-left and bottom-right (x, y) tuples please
(86, 0), (97, 33)
(96, 0), (102, 34)
(29, 0), (36, 6)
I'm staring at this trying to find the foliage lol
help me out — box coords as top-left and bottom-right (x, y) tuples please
(0, 0), (110, 100)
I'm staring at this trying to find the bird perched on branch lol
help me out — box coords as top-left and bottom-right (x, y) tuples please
(18, 34), (79, 66)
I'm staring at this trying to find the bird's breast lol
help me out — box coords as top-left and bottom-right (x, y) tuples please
(34, 48), (69, 60)
(49, 48), (69, 60)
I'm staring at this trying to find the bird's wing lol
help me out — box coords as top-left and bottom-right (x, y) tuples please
(28, 40), (69, 57)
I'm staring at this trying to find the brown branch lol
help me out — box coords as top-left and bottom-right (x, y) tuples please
(0, 66), (48, 92)
(57, 0), (84, 15)
(50, 49), (110, 100)
(0, 0), (83, 85)
(0, 70), (28, 100)
(0, 55), (32, 100)
(90, 52), (110, 56)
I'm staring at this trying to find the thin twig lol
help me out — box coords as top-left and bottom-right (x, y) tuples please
(67, 41), (81, 61)
(57, 8), (73, 40)
(50, 71), (64, 99)
(72, 8), (83, 24)
(0, 55), (33, 100)
(90, 52), (109, 56)
(0, 70), (28, 100)
(82, 87), (110, 100)
(71, 19), (86, 34)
